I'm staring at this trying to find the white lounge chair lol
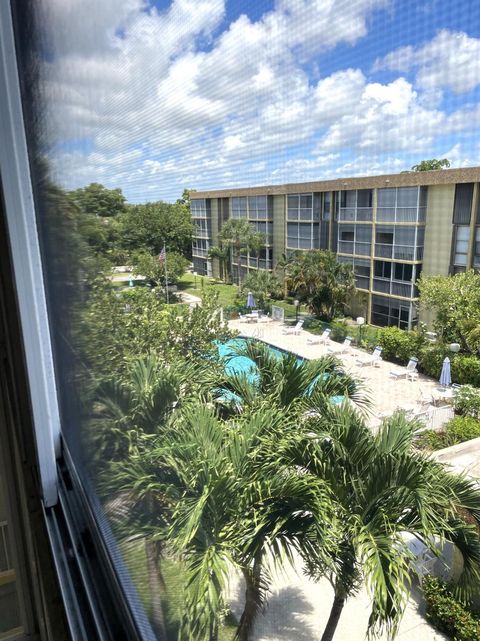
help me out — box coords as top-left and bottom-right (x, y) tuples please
(390, 357), (419, 381)
(306, 328), (331, 345)
(355, 345), (383, 367)
(282, 320), (304, 335)
(328, 336), (352, 355)
(238, 313), (249, 323)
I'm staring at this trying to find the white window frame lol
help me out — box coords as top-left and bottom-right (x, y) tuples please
(0, 3), (59, 507)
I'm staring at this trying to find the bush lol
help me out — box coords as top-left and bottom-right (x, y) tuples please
(418, 343), (451, 379)
(453, 386), (480, 419)
(422, 575), (480, 641)
(377, 326), (425, 364)
(451, 355), (480, 387)
(415, 416), (480, 451)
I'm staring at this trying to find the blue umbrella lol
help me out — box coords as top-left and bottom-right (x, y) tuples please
(439, 357), (451, 387)
(246, 291), (255, 308)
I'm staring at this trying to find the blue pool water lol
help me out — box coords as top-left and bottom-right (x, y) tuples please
(216, 338), (344, 404)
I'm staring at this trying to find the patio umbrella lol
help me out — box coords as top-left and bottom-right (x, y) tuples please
(246, 291), (255, 308)
(439, 357), (451, 387)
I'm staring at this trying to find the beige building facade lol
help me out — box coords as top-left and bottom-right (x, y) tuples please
(191, 167), (480, 329)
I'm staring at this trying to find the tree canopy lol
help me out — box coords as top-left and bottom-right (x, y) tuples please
(417, 270), (480, 353)
(218, 219), (265, 285)
(285, 250), (356, 320)
(119, 201), (194, 256)
(70, 182), (126, 217)
(132, 250), (189, 287)
(411, 158), (451, 171)
(240, 270), (282, 310)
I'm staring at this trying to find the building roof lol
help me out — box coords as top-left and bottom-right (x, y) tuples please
(191, 166), (480, 199)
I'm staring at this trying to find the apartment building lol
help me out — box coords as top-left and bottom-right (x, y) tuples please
(191, 167), (480, 329)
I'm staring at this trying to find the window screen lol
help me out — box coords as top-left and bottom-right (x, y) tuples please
(8, 0), (480, 639)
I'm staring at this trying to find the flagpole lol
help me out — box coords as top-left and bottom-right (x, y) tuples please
(164, 244), (169, 304)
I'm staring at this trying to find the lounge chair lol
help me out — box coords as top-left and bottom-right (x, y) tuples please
(238, 313), (249, 323)
(306, 328), (331, 345)
(282, 320), (304, 335)
(328, 336), (352, 355)
(355, 345), (383, 367)
(389, 357), (419, 381)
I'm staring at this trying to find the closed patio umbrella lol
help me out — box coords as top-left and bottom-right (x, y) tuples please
(246, 291), (255, 308)
(439, 357), (451, 387)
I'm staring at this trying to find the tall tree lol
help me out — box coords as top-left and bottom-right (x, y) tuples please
(411, 158), (451, 171)
(208, 245), (230, 282)
(285, 250), (356, 321)
(132, 250), (189, 287)
(280, 407), (480, 641)
(218, 219), (265, 286)
(70, 182), (126, 217)
(119, 201), (194, 257)
(417, 270), (480, 353)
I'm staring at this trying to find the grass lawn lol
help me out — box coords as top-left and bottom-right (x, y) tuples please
(178, 273), (239, 308)
(121, 540), (237, 641)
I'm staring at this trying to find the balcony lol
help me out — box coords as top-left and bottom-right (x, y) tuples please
(372, 278), (391, 294)
(374, 243), (393, 259)
(193, 229), (211, 239)
(338, 240), (354, 254)
(338, 208), (356, 222)
(192, 247), (209, 258)
(391, 282), (413, 298)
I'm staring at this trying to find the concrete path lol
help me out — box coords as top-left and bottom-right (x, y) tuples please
(178, 291), (202, 306)
(228, 553), (448, 641)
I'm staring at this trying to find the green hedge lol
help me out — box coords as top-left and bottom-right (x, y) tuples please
(377, 326), (425, 364)
(423, 576), (480, 641)
(453, 386), (480, 419)
(415, 415), (480, 451)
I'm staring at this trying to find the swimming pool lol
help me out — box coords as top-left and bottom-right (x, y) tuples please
(216, 338), (344, 404)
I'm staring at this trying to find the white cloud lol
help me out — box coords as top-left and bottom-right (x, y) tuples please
(374, 30), (480, 94)
(42, 1), (480, 201)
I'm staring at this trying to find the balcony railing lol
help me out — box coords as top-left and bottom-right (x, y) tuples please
(338, 240), (354, 254)
(192, 247), (209, 258)
(372, 278), (391, 294)
(193, 229), (211, 238)
(338, 207), (373, 222)
(391, 282), (413, 298)
(355, 275), (370, 290)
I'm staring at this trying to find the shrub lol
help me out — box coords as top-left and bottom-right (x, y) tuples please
(418, 343), (451, 379)
(453, 386), (480, 419)
(422, 576), (480, 641)
(377, 326), (424, 364)
(415, 416), (480, 451)
(451, 355), (480, 387)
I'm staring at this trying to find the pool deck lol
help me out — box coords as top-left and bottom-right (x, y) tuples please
(228, 319), (453, 429)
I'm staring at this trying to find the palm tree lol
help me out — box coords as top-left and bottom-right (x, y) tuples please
(90, 356), (216, 640)
(241, 270), (282, 311)
(214, 340), (369, 416)
(208, 244), (230, 282)
(277, 406), (480, 641)
(162, 403), (332, 641)
(218, 219), (265, 286)
(285, 250), (355, 320)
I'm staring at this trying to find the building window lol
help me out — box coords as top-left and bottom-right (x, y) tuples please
(474, 227), (480, 269)
(231, 196), (248, 218)
(371, 295), (411, 329)
(374, 261), (391, 279)
(394, 263), (413, 282)
(453, 184), (474, 224)
(453, 225), (470, 266)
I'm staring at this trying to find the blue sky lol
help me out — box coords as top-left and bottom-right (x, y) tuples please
(44, 0), (480, 202)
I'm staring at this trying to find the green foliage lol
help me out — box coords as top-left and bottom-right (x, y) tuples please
(119, 201), (194, 256)
(416, 416), (480, 451)
(417, 271), (480, 353)
(240, 271), (282, 310)
(418, 343), (451, 378)
(80, 285), (232, 378)
(218, 219), (266, 286)
(423, 576), (480, 641)
(132, 250), (189, 286)
(284, 250), (356, 321)
(453, 386), (480, 419)
(411, 158), (451, 171)
(451, 355), (480, 387)
(69, 182), (126, 217)
(377, 326), (424, 363)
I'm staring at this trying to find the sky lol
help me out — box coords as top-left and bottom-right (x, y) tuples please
(41, 0), (480, 202)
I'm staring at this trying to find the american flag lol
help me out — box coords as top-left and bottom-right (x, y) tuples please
(158, 246), (166, 263)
